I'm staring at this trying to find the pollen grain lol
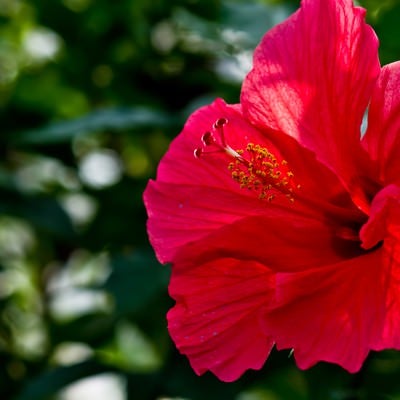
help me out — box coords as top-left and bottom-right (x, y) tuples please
(228, 143), (296, 202)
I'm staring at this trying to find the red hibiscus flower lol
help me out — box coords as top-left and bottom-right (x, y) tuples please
(143, 0), (400, 382)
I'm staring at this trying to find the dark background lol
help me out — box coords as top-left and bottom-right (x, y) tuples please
(1, 0), (400, 399)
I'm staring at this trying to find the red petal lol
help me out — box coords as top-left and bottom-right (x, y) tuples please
(169, 232), (400, 378)
(149, 98), (359, 212)
(241, 0), (380, 190)
(362, 62), (400, 185)
(143, 99), (273, 263)
(144, 99), (365, 263)
(360, 184), (400, 250)
(371, 245), (400, 351)
(265, 250), (385, 372)
(144, 181), (269, 263)
(145, 177), (363, 267)
(167, 257), (274, 382)
(175, 212), (364, 273)
(153, 98), (265, 191)
(289, 184), (400, 366)
(359, 185), (400, 351)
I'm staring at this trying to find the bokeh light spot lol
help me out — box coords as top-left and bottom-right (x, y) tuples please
(79, 149), (123, 189)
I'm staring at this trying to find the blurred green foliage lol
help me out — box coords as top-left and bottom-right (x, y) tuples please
(1, 0), (400, 399)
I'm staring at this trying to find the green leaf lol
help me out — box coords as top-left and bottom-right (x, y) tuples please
(0, 168), (18, 191)
(173, 1), (294, 51)
(103, 251), (169, 315)
(12, 107), (178, 146)
(369, 3), (400, 64)
(220, 2), (295, 46)
(0, 191), (75, 239)
(14, 361), (107, 400)
(100, 320), (162, 372)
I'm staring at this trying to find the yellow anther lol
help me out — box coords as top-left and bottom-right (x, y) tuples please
(227, 142), (298, 203)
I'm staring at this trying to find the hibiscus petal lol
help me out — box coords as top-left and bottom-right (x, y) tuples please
(360, 184), (400, 250)
(362, 62), (400, 185)
(265, 250), (385, 372)
(153, 98), (266, 192)
(358, 185), (400, 351)
(148, 98), (359, 211)
(144, 98), (365, 263)
(143, 99), (277, 263)
(175, 212), (364, 273)
(144, 181), (269, 263)
(167, 257), (274, 382)
(241, 0), (380, 186)
(287, 184), (400, 367)
(371, 244), (400, 351)
(145, 173), (364, 266)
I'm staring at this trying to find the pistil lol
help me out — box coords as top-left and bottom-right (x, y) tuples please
(194, 118), (298, 201)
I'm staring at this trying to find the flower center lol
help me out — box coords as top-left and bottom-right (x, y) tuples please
(228, 143), (296, 202)
(194, 118), (298, 202)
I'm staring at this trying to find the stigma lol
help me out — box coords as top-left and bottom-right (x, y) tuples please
(194, 118), (245, 161)
(194, 118), (299, 202)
